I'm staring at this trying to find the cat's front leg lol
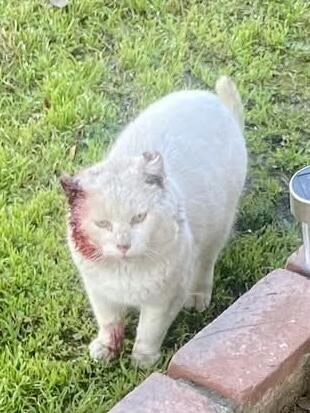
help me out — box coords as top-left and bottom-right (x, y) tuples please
(87, 288), (126, 361)
(89, 321), (125, 361)
(132, 295), (184, 368)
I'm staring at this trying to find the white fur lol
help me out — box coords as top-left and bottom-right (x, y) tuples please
(66, 76), (247, 367)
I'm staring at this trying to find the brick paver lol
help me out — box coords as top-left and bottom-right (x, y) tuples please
(169, 270), (310, 406)
(109, 373), (217, 413)
(286, 246), (310, 277)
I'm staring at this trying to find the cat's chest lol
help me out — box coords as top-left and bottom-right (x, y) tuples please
(82, 261), (174, 306)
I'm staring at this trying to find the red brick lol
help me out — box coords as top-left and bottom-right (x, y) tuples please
(286, 246), (310, 277)
(168, 270), (310, 407)
(108, 373), (216, 413)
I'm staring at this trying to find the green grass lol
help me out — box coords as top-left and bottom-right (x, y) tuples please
(1, 0), (309, 411)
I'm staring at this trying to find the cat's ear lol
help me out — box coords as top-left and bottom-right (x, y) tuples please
(142, 151), (165, 188)
(60, 173), (83, 202)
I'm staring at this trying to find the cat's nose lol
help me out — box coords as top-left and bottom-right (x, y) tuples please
(117, 244), (130, 255)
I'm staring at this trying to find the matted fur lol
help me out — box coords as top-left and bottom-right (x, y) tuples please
(62, 76), (247, 367)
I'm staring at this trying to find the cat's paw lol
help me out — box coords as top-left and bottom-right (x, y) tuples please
(131, 350), (161, 369)
(89, 323), (124, 361)
(89, 337), (113, 361)
(184, 292), (211, 312)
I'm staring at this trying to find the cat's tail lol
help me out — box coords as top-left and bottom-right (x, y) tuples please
(215, 76), (244, 131)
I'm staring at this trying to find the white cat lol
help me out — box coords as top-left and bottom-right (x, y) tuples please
(61, 76), (247, 368)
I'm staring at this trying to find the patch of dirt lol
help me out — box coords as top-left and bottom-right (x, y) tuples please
(275, 191), (294, 227)
(282, 393), (310, 412)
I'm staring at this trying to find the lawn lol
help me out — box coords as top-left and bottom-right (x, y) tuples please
(0, 0), (309, 412)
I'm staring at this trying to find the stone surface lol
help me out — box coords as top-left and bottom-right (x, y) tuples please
(108, 373), (217, 413)
(168, 270), (310, 407)
(242, 354), (310, 413)
(286, 246), (310, 277)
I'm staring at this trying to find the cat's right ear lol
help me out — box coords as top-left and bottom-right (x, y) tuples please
(60, 173), (83, 202)
(142, 151), (165, 188)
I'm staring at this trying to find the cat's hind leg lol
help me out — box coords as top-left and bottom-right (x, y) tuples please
(185, 219), (233, 312)
(184, 234), (227, 312)
(184, 254), (216, 312)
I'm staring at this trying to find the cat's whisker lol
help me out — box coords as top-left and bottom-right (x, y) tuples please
(187, 292), (206, 297)
(144, 251), (159, 262)
(147, 247), (161, 256)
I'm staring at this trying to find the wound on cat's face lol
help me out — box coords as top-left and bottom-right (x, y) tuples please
(60, 173), (86, 204)
(60, 173), (102, 260)
(61, 153), (178, 262)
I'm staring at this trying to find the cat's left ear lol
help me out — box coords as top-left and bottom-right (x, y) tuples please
(60, 173), (83, 203)
(142, 151), (165, 188)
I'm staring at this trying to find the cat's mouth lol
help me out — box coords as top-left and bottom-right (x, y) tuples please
(111, 252), (134, 261)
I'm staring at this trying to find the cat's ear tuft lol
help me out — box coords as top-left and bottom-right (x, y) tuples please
(142, 151), (165, 188)
(60, 173), (83, 202)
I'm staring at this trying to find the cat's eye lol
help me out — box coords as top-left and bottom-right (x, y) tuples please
(95, 220), (112, 231)
(131, 212), (147, 226)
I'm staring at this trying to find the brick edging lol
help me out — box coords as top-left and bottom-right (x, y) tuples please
(108, 250), (310, 413)
(286, 245), (310, 278)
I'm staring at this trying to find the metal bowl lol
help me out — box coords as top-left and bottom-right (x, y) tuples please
(289, 165), (310, 223)
(290, 165), (310, 265)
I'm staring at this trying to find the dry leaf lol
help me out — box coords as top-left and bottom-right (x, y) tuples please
(69, 145), (77, 160)
(49, 0), (68, 8)
(43, 97), (51, 110)
(298, 397), (310, 411)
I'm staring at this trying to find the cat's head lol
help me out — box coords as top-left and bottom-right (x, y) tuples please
(61, 152), (181, 262)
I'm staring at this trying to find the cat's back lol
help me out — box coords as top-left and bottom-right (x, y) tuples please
(135, 89), (222, 123)
(108, 89), (238, 159)
(108, 88), (246, 197)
